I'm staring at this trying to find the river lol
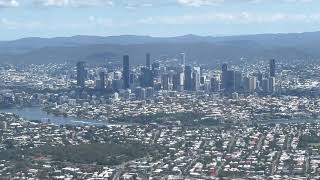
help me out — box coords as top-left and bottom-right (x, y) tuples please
(0, 106), (318, 127)
(0, 106), (108, 126)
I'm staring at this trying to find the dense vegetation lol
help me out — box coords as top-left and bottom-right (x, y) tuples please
(0, 143), (148, 166)
(113, 112), (221, 126)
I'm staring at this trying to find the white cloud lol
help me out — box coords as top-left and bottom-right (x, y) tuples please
(177, 0), (314, 6)
(177, 0), (224, 6)
(0, 0), (19, 8)
(138, 12), (320, 25)
(88, 16), (114, 27)
(0, 18), (41, 29)
(27, 0), (316, 8)
(35, 0), (113, 7)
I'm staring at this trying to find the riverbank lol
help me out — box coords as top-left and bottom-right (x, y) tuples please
(0, 106), (107, 126)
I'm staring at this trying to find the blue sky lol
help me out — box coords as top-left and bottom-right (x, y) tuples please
(1, 0), (320, 40)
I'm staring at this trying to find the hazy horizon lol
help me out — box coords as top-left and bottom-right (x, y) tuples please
(1, 30), (319, 41)
(2, 0), (320, 40)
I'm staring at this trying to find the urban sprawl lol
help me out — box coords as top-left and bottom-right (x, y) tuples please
(0, 53), (320, 179)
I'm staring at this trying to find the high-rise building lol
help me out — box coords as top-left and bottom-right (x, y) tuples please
(184, 66), (193, 91)
(161, 73), (170, 90)
(262, 78), (269, 93)
(151, 62), (160, 79)
(180, 53), (186, 66)
(173, 72), (184, 91)
(130, 73), (136, 87)
(221, 63), (228, 90)
(200, 76), (205, 85)
(210, 77), (220, 92)
(76, 61), (86, 88)
(270, 59), (276, 77)
(193, 67), (201, 91)
(140, 67), (154, 88)
(243, 76), (250, 92)
(146, 53), (151, 69)
(135, 87), (146, 100)
(123, 55), (130, 89)
(225, 70), (235, 93)
(192, 72), (199, 91)
(269, 77), (276, 93)
(98, 71), (106, 90)
(234, 71), (242, 92)
(249, 76), (257, 93)
(257, 72), (263, 87)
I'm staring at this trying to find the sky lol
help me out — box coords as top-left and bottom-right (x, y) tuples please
(1, 0), (320, 40)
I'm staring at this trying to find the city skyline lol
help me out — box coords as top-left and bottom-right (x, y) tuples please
(1, 1), (320, 179)
(2, 0), (320, 40)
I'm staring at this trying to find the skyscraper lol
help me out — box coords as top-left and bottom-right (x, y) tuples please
(146, 53), (151, 69)
(99, 71), (106, 90)
(180, 53), (186, 66)
(269, 77), (276, 93)
(123, 55), (130, 89)
(221, 63), (228, 90)
(193, 67), (201, 91)
(225, 70), (235, 93)
(140, 67), (154, 88)
(76, 61), (86, 88)
(184, 66), (193, 91)
(249, 76), (257, 93)
(262, 78), (269, 93)
(210, 77), (220, 92)
(270, 59), (276, 77)
(257, 72), (263, 86)
(161, 73), (170, 90)
(234, 71), (242, 92)
(243, 76), (250, 92)
(172, 72), (184, 91)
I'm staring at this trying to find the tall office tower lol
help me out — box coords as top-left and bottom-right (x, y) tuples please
(225, 70), (235, 93)
(200, 76), (205, 85)
(234, 71), (242, 92)
(173, 73), (184, 91)
(99, 71), (106, 90)
(243, 76), (250, 92)
(135, 87), (146, 100)
(269, 59), (276, 77)
(257, 72), (263, 87)
(192, 72), (199, 91)
(123, 55), (130, 89)
(140, 67), (154, 88)
(193, 67), (201, 91)
(151, 62), (160, 80)
(146, 53), (151, 69)
(161, 73), (170, 90)
(180, 53), (186, 66)
(210, 77), (220, 92)
(184, 66), (193, 91)
(249, 76), (257, 93)
(269, 77), (276, 93)
(262, 78), (269, 93)
(130, 73), (136, 86)
(76, 61), (86, 88)
(221, 63), (228, 90)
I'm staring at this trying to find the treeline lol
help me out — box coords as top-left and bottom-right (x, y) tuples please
(113, 112), (221, 126)
(0, 143), (148, 166)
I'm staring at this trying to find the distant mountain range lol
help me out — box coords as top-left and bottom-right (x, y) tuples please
(0, 31), (320, 65)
